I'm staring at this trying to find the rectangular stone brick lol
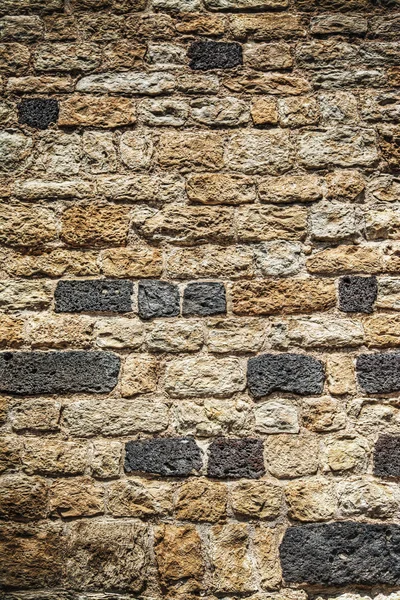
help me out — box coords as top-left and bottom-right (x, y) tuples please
(211, 523), (256, 594)
(125, 437), (202, 476)
(166, 245), (254, 279)
(366, 208), (400, 240)
(287, 316), (364, 349)
(0, 203), (57, 248)
(34, 42), (101, 72)
(61, 205), (130, 248)
(230, 14), (306, 40)
(224, 72), (311, 95)
(186, 173), (255, 205)
(307, 245), (382, 274)
(357, 353), (400, 394)
(0, 0), (64, 13)
(55, 280), (133, 313)
(158, 132), (224, 171)
(0, 42), (30, 74)
(27, 314), (94, 349)
(14, 178), (94, 200)
(97, 173), (184, 202)
(259, 174), (322, 204)
(0, 351), (120, 394)
(1, 248), (100, 279)
(298, 128), (378, 168)
(76, 71), (175, 94)
(7, 75), (74, 93)
(9, 398), (61, 432)
(226, 130), (292, 175)
(101, 246), (163, 278)
(22, 439), (87, 475)
(59, 95), (136, 127)
(0, 280), (53, 311)
(208, 438), (265, 479)
(244, 42), (293, 71)
(0, 15), (44, 43)
(236, 206), (307, 242)
(231, 279), (336, 315)
(376, 277), (400, 309)
(175, 398), (252, 438)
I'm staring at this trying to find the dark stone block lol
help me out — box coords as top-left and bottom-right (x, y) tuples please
(207, 437), (265, 479)
(182, 282), (226, 316)
(138, 280), (180, 320)
(18, 98), (59, 130)
(124, 437), (202, 477)
(55, 280), (133, 313)
(374, 434), (400, 477)
(280, 521), (400, 586)
(247, 353), (325, 398)
(338, 275), (377, 313)
(188, 41), (243, 70)
(357, 352), (400, 393)
(0, 351), (120, 395)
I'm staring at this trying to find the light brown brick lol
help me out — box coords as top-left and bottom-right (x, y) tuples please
(61, 204), (130, 248)
(59, 95), (136, 127)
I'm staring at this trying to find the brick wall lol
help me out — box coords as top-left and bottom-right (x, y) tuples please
(0, 0), (400, 598)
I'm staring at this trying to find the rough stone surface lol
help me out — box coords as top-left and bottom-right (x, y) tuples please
(374, 434), (400, 478)
(266, 434), (319, 479)
(339, 276), (378, 313)
(175, 478), (227, 522)
(138, 280), (180, 320)
(183, 282), (226, 316)
(357, 353), (400, 394)
(17, 98), (58, 130)
(212, 523), (256, 594)
(55, 280), (133, 313)
(285, 478), (337, 522)
(188, 41), (242, 70)
(231, 481), (283, 519)
(207, 438), (265, 479)
(125, 437), (202, 476)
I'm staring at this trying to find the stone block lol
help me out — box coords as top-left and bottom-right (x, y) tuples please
(61, 204), (130, 248)
(125, 437), (202, 476)
(231, 480), (283, 519)
(17, 98), (58, 129)
(236, 205), (307, 242)
(107, 478), (173, 517)
(188, 41), (242, 70)
(285, 478), (337, 522)
(166, 245), (254, 279)
(0, 473), (48, 520)
(207, 438), (265, 479)
(59, 94), (136, 127)
(265, 434), (319, 478)
(211, 523), (256, 594)
(49, 476), (103, 518)
(120, 354), (158, 397)
(226, 130), (292, 175)
(175, 478), (227, 522)
(138, 280), (180, 320)
(183, 282), (226, 317)
(374, 434), (400, 478)
(338, 276), (377, 313)
(55, 280), (133, 313)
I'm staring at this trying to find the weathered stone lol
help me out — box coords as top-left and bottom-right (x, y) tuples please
(207, 317), (265, 353)
(90, 440), (122, 478)
(232, 279), (336, 315)
(367, 175), (400, 204)
(205, 0), (288, 8)
(2, 248), (100, 278)
(208, 438), (265, 479)
(0, 0), (64, 14)
(226, 130), (292, 175)
(154, 525), (204, 591)
(191, 96), (249, 126)
(278, 96), (320, 128)
(231, 480), (283, 520)
(0, 131), (32, 172)
(212, 523), (256, 593)
(0, 280), (46, 311)
(230, 14), (305, 40)
(126, 13), (175, 39)
(280, 522), (400, 585)
(140, 98), (188, 126)
(187, 174), (255, 208)
(266, 434), (319, 478)
(14, 178), (94, 200)
(125, 437), (202, 476)
(259, 174), (322, 204)
(302, 397), (346, 432)
(63, 398), (168, 437)
(285, 478), (337, 522)
(175, 478), (227, 522)
(165, 356), (246, 398)
(356, 403), (400, 438)
(0, 43), (30, 74)
(146, 42), (187, 70)
(244, 42), (292, 71)
(107, 479), (173, 517)
(18, 98), (58, 130)
(307, 245), (382, 274)
(287, 316), (364, 348)
(174, 398), (252, 437)
(254, 242), (304, 276)
(49, 476), (103, 518)
(314, 68), (385, 91)
(101, 246), (162, 279)
(120, 131), (153, 169)
(177, 71), (219, 94)
(34, 42), (101, 71)
(147, 320), (203, 353)
(59, 95), (136, 127)
(102, 39), (146, 70)
(0, 351), (120, 395)
(0, 473), (48, 520)
(175, 13), (225, 36)
(376, 278), (400, 309)
(296, 39), (358, 68)
(138, 280), (180, 320)
(76, 71), (175, 95)
(324, 435), (369, 473)
(338, 478), (397, 518)
(251, 96), (278, 125)
(0, 203), (57, 248)
(236, 206), (307, 242)
(188, 41), (242, 70)
(167, 245), (254, 279)
(374, 434), (400, 478)
(0, 314), (24, 348)
(255, 400), (299, 434)
(363, 315), (400, 347)
(22, 439), (87, 476)
(158, 131), (224, 171)
(61, 205), (130, 248)
(298, 128), (378, 168)
(310, 14), (368, 35)
(27, 314), (93, 349)
(253, 525), (283, 590)
(0, 435), (21, 473)
(121, 354), (158, 397)
(319, 91), (359, 125)
(66, 521), (149, 592)
(82, 130), (117, 174)
(327, 354), (356, 395)
(94, 317), (143, 349)
(338, 276), (377, 313)
(34, 131), (80, 176)
(183, 282), (226, 317)
(55, 280), (133, 314)
(10, 398), (60, 433)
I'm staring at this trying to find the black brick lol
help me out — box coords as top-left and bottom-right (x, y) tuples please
(55, 280), (133, 313)
(18, 98), (59, 130)
(374, 434), (400, 477)
(247, 353), (324, 398)
(338, 276), (377, 313)
(280, 522), (400, 586)
(183, 282), (226, 317)
(124, 437), (202, 477)
(357, 352), (400, 393)
(188, 41), (243, 70)
(138, 280), (180, 320)
(207, 438), (265, 479)
(0, 351), (120, 395)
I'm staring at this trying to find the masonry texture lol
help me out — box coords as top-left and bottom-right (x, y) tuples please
(0, 0), (400, 599)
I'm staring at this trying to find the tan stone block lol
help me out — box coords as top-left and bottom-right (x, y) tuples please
(230, 14), (305, 40)
(7, 75), (74, 93)
(0, 314), (24, 347)
(177, 72), (219, 94)
(59, 94), (136, 127)
(140, 205), (234, 245)
(0, 131), (32, 173)
(337, 478), (398, 518)
(368, 176), (400, 205)
(186, 173), (255, 205)
(90, 440), (122, 478)
(120, 131), (153, 169)
(14, 178), (95, 200)
(101, 246), (162, 278)
(34, 42), (101, 72)
(61, 204), (130, 247)
(244, 42), (292, 71)
(326, 169), (365, 201)
(326, 354), (356, 395)
(363, 314), (400, 347)
(95, 317), (144, 349)
(310, 202), (360, 242)
(10, 398), (61, 432)
(0, 279), (53, 311)
(253, 525), (283, 590)
(22, 439), (87, 476)
(28, 314), (94, 349)
(158, 132), (224, 171)
(66, 521), (149, 593)
(34, 131), (79, 177)
(107, 479), (173, 517)
(0, 522), (63, 589)
(0, 436), (21, 473)
(285, 478), (337, 522)
(165, 356), (246, 398)
(2, 248), (100, 278)
(266, 434), (319, 479)
(319, 91), (359, 126)
(0, 42), (30, 74)
(102, 40), (146, 70)
(231, 481), (283, 519)
(207, 317), (266, 353)
(226, 130), (292, 175)
(0, 203), (57, 248)
(324, 435), (369, 473)
(250, 97), (278, 126)
(175, 13), (225, 35)
(174, 398), (252, 437)
(302, 397), (346, 433)
(82, 130), (117, 174)
(211, 523), (256, 594)
(278, 96), (320, 128)
(191, 96), (249, 127)
(255, 241), (304, 277)
(287, 316), (364, 349)
(231, 279), (336, 315)
(43, 14), (77, 41)
(175, 478), (227, 523)
(259, 174), (322, 204)
(98, 173), (184, 202)
(49, 476), (103, 518)
(147, 320), (203, 353)
(237, 206), (307, 242)
(154, 524), (204, 590)
(307, 245), (382, 275)
(121, 354), (158, 397)
(224, 72), (311, 95)
(376, 277), (400, 309)
(389, 66), (400, 86)
(0, 473), (48, 520)
(167, 245), (253, 279)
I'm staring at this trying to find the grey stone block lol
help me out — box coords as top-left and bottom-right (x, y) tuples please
(374, 434), (400, 477)
(138, 280), (180, 320)
(182, 282), (226, 316)
(124, 437), (202, 476)
(188, 41), (243, 70)
(338, 275), (377, 313)
(18, 98), (59, 130)
(357, 352), (400, 393)
(55, 280), (133, 313)
(207, 437), (265, 479)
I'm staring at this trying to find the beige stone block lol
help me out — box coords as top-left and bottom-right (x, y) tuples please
(255, 401), (299, 434)
(90, 440), (122, 478)
(226, 130), (292, 175)
(326, 169), (365, 201)
(0, 131), (32, 173)
(154, 524), (204, 590)
(278, 96), (320, 128)
(259, 174), (322, 204)
(2, 248), (100, 278)
(94, 317), (144, 349)
(7, 75), (74, 93)
(0, 314), (24, 347)
(266, 434), (319, 479)
(287, 316), (364, 349)
(326, 354), (356, 395)
(175, 478), (227, 522)
(102, 40), (146, 70)
(211, 523), (256, 594)
(61, 204), (130, 248)
(231, 279), (336, 315)
(140, 97), (188, 127)
(120, 131), (153, 169)
(10, 398), (61, 432)
(302, 397), (346, 433)
(324, 435), (369, 473)
(230, 14), (305, 40)
(107, 479), (173, 517)
(177, 72), (219, 94)
(0, 42), (30, 74)
(175, 14), (225, 36)
(307, 245), (382, 275)
(285, 478), (337, 522)
(22, 439), (87, 476)
(253, 525), (283, 590)
(319, 91), (359, 126)
(34, 131), (80, 176)
(147, 320), (203, 353)
(0, 435), (21, 473)
(250, 97), (278, 126)
(0, 279), (53, 311)
(207, 317), (265, 353)
(0, 203), (57, 248)
(49, 476), (103, 518)
(121, 354), (158, 397)
(158, 131), (224, 171)
(376, 277), (400, 309)
(59, 94), (136, 127)
(14, 178), (95, 200)
(191, 96), (249, 127)
(298, 128), (378, 169)
(77, 70), (175, 95)
(82, 130), (117, 174)
(174, 398), (252, 437)
(231, 481), (283, 520)
(244, 42), (292, 71)
(224, 72), (311, 96)
(254, 241), (304, 277)
(186, 173), (255, 206)
(167, 245), (253, 279)
(28, 314), (94, 349)
(101, 246), (163, 278)
(356, 403), (400, 438)
(165, 356), (246, 398)
(363, 314), (400, 347)
(98, 173), (184, 202)
(0, 473), (48, 521)
(337, 478), (398, 518)
(34, 42), (101, 72)
(237, 205), (307, 242)
(310, 202), (360, 242)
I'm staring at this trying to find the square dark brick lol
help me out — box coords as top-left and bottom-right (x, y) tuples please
(207, 438), (265, 479)
(188, 41), (243, 70)
(357, 352), (400, 394)
(374, 434), (400, 477)
(18, 98), (59, 130)
(138, 280), (180, 320)
(124, 437), (202, 476)
(338, 275), (377, 313)
(55, 280), (133, 313)
(182, 282), (226, 316)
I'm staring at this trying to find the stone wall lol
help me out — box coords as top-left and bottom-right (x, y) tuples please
(0, 0), (400, 599)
